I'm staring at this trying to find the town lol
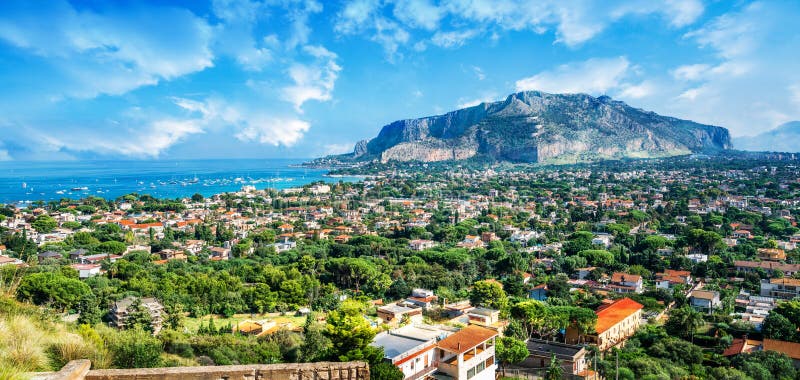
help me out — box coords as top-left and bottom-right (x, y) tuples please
(2, 156), (800, 380)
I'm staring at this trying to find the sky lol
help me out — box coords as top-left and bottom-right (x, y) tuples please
(0, 0), (798, 161)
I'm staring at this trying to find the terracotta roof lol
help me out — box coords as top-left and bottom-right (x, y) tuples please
(611, 272), (641, 283)
(770, 278), (800, 286)
(437, 325), (497, 354)
(764, 339), (800, 360)
(595, 298), (644, 334)
(723, 338), (746, 356)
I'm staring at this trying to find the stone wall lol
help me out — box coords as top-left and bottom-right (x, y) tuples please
(32, 360), (369, 380)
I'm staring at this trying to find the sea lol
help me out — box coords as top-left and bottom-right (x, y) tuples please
(0, 159), (362, 205)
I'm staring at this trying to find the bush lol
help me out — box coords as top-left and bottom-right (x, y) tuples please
(104, 327), (163, 368)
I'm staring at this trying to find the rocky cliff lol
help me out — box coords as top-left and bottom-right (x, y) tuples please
(342, 91), (731, 164)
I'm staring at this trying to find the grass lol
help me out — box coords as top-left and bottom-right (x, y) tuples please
(0, 296), (111, 375)
(182, 313), (308, 333)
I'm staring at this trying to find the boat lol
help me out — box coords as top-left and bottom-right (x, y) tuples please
(71, 186), (89, 191)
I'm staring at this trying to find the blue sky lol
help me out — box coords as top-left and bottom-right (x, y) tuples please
(0, 0), (798, 161)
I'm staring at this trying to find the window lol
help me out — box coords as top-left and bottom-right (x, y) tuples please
(467, 368), (476, 379)
(476, 361), (485, 373)
(485, 356), (494, 367)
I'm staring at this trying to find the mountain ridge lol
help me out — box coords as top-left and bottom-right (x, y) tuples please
(733, 121), (800, 153)
(335, 91), (731, 164)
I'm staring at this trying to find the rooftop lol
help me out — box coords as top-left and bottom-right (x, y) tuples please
(437, 325), (497, 354)
(595, 298), (644, 334)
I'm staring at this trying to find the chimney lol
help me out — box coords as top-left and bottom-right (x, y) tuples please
(457, 343), (461, 351)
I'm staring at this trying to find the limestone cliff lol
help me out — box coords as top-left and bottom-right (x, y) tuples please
(337, 91), (731, 164)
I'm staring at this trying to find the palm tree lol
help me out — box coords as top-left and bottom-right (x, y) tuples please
(669, 306), (705, 343)
(545, 353), (563, 380)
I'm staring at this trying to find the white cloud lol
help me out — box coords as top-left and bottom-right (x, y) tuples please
(235, 118), (310, 146)
(393, 0), (444, 30)
(618, 82), (655, 99)
(285, 0), (324, 50)
(457, 92), (500, 109)
(27, 117), (205, 158)
(656, 1), (800, 136)
(323, 142), (355, 155)
(281, 46), (342, 111)
(663, 0), (704, 27)
(0, 0), (214, 98)
(175, 98), (311, 147)
(440, 0), (705, 48)
(515, 57), (632, 95)
(472, 66), (486, 81)
(431, 30), (479, 49)
(671, 63), (711, 81)
(334, 0), (381, 34)
(0, 149), (11, 161)
(334, 1), (409, 60)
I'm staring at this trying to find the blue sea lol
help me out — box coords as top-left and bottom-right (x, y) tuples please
(0, 159), (360, 205)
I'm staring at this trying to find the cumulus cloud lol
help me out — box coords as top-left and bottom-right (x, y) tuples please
(0, 0), (214, 98)
(175, 98), (311, 147)
(515, 57), (633, 95)
(281, 46), (342, 111)
(235, 118), (310, 146)
(393, 0), (444, 30)
(659, 1), (800, 135)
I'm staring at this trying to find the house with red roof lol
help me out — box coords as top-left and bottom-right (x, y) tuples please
(567, 297), (644, 351)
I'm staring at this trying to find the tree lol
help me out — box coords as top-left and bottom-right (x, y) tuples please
(76, 292), (104, 325)
(545, 353), (564, 380)
(191, 193), (204, 202)
(496, 337), (528, 376)
(32, 215), (57, 233)
(371, 362), (404, 380)
(126, 298), (154, 333)
(17, 272), (91, 311)
(469, 280), (508, 310)
(665, 306), (705, 343)
(324, 299), (381, 364)
(300, 313), (331, 362)
(763, 311), (796, 341)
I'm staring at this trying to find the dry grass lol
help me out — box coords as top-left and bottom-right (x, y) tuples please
(0, 314), (52, 372)
(0, 296), (112, 375)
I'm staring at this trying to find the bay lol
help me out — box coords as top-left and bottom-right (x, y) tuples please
(0, 159), (358, 204)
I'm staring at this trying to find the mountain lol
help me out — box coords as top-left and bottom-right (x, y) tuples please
(336, 91), (731, 164)
(732, 121), (800, 152)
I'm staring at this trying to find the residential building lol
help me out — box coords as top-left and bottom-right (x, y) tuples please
(761, 278), (800, 300)
(110, 296), (164, 333)
(567, 298), (644, 351)
(405, 289), (438, 310)
(70, 263), (102, 278)
(757, 248), (787, 262)
(763, 339), (800, 368)
(609, 272), (644, 294)
(735, 261), (800, 276)
(689, 290), (721, 314)
(435, 325), (498, 380)
(520, 339), (591, 378)
(592, 234), (613, 248)
(655, 269), (692, 290)
(408, 239), (437, 251)
(377, 304), (423, 326)
(371, 325), (452, 380)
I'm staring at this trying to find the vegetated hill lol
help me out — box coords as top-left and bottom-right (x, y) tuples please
(337, 91), (731, 164)
(732, 121), (800, 153)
